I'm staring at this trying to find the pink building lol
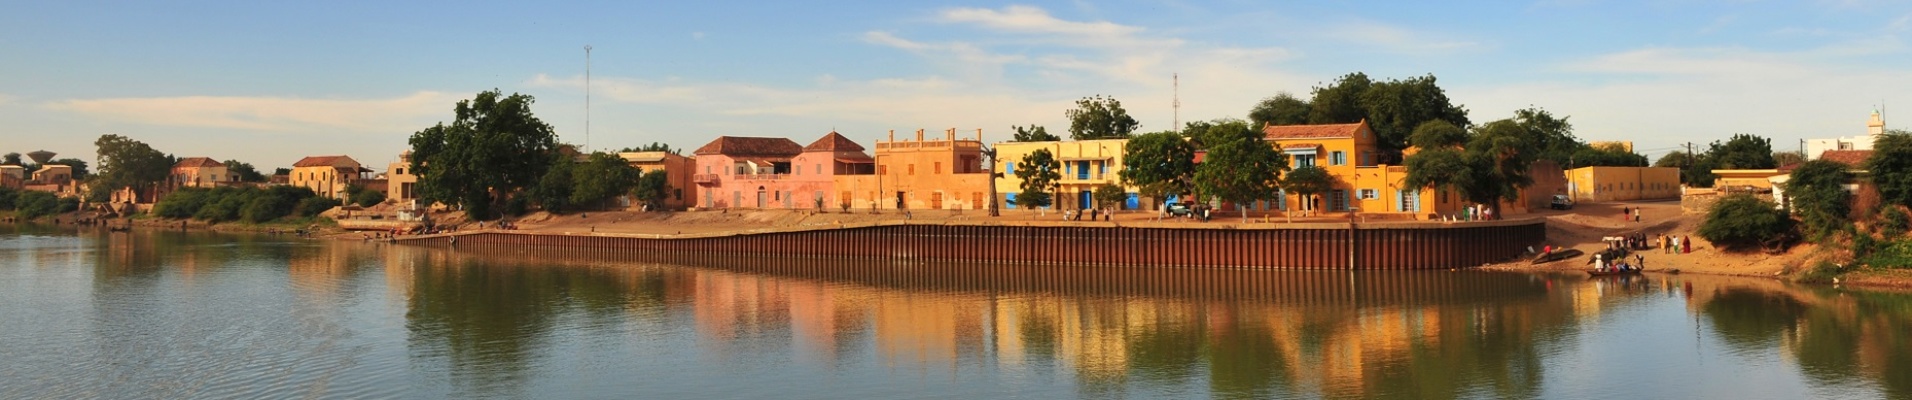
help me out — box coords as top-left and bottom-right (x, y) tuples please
(691, 132), (873, 209)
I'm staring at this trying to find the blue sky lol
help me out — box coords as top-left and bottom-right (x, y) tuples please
(5, 0), (1911, 170)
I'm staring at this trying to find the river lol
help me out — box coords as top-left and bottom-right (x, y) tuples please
(2, 226), (1909, 399)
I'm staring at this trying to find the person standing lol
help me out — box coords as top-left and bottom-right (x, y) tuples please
(1682, 235), (1692, 253)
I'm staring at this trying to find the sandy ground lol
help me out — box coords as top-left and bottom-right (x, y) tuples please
(1477, 200), (1813, 279)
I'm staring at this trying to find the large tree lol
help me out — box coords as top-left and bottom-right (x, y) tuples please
(1012, 125), (1061, 142)
(1014, 149), (1062, 211)
(1308, 72), (1373, 125)
(1866, 131), (1912, 208)
(569, 152), (640, 208)
(632, 169), (671, 211)
(530, 154), (575, 213)
(1787, 159), (1852, 239)
(1092, 183), (1127, 212)
(1707, 133), (1777, 170)
(1654, 150), (1711, 187)
(1, 153), (20, 166)
(1403, 118), (1539, 216)
(1513, 108), (1579, 167)
(619, 142), (680, 155)
(408, 89), (560, 219)
(1194, 121), (1287, 223)
(1772, 150), (1806, 168)
(93, 134), (174, 202)
(1363, 75), (1472, 155)
(1568, 142), (1648, 168)
(1066, 95), (1140, 140)
(1247, 92), (1311, 128)
(1119, 131), (1198, 201)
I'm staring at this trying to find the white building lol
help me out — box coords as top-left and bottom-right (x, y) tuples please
(1804, 111), (1886, 160)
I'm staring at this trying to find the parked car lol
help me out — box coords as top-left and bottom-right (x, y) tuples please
(1167, 202), (1194, 217)
(1550, 195), (1575, 210)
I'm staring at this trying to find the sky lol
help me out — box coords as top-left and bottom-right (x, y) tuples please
(6, 0), (1912, 171)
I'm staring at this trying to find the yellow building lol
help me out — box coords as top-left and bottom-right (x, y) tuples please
(1565, 166), (1681, 202)
(169, 157), (231, 189)
(289, 155), (369, 200)
(619, 150), (696, 210)
(1261, 121), (1478, 218)
(837, 129), (992, 210)
(992, 138), (1137, 210)
(386, 151), (419, 206)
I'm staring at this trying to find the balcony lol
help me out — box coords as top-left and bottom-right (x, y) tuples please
(693, 174), (720, 184)
(1058, 173), (1113, 184)
(736, 173), (790, 181)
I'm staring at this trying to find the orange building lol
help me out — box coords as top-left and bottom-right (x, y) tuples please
(619, 150), (695, 210)
(1261, 121), (1496, 219)
(835, 128), (993, 211)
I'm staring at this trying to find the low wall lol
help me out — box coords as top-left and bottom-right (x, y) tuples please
(399, 219), (1545, 270)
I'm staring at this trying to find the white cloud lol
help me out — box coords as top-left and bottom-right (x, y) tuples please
(45, 91), (458, 133)
(939, 5), (1141, 38)
(1326, 20), (1483, 53)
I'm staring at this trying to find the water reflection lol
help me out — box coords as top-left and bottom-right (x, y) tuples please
(2, 226), (1909, 399)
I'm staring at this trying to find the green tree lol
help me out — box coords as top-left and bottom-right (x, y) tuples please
(93, 134), (174, 202)
(1698, 193), (1794, 251)
(1066, 95), (1140, 140)
(570, 152), (640, 208)
(1119, 131), (1198, 201)
(224, 160), (267, 182)
(1, 153), (19, 165)
(1513, 108), (1579, 167)
(1407, 120), (1468, 149)
(1865, 132), (1912, 208)
(633, 169), (672, 211)
(1308, 72), (1373, 125)
(1247, 92), (1311, 128)
(14, 191), (73, 220)
(1012, 125), (1061, 142)
(619, 142), (681, 155)
(1772, 151), (1807, 167)
(1654, 150), (1713, 187)
(1363, 75), (1472, 154)
(1194, 121), (1287, 223)
(0, 186), (18, 210)
(295, 196), (341, 218)
(1708, 134), (1777, 170)
(1788, 159), (1853, 239)
(1568, 142), (1648, 167)
(350, 187), (387, 207)
(408, 89), (561, 219)
(531, 155), (576, 213)
(1281, 166), (1334, 217)
(1014, 149), (1061, 210)
(1403, 118), (1539, 216)
(1092, 183), (1128, 211)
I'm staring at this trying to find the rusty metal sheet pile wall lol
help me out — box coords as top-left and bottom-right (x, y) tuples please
(405, 221), (1545, 270)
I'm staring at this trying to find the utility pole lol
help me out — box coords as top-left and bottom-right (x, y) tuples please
(1684, 142), (1694, 186)
(585, 45), (593, 153)
(1172, 73), (1181, 131)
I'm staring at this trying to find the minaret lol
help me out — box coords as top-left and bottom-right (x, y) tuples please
(1869, 109), (1886, 137)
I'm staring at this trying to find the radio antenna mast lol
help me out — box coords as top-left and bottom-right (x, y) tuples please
(1172, 73), (1181, 131)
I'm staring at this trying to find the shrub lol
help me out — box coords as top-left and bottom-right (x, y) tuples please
(1788, 159), (1853, 239)
(295, 196), (341, 218)
(351, 189), (386, 207)
(153, 188), (212, 218)
(14, 191), (64, 220)
(1881, 206), (1910, 239)
(0, 186), (18, 210)
(1699, 193), (1794, 251)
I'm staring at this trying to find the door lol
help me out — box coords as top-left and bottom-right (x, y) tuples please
(972, 192), (983, 210)
(1079, 190), (1092, 209)
(895, 191), (906, 209)
(756, 190), (765, 208)
(930, 192), (943, 209)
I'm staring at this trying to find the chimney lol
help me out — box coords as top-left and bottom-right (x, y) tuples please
(947, 128), (955, 142)
(976, 128), (983, 142)
(916, 129), (924, 142)
(888, 130), (895, 142)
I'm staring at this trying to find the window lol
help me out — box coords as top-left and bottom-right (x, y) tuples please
(934, 162), (942, 174)
(706, 165), (712, 174)
(1331, 151), (1346, 166)
(1400, 189), (1420, 212)
(795, 165), (800, 175)
(879, 165), (888, 175)
(396, 168), (405, 175)
(1331, 190), (1348, 211)
(815, 164), (821, 175)
(1295, 154), (1316, 168)
(1359, 189), (1377, 200)
(908, 164), (916, 175)
(1005, 162), (1015, 174)
(674, 188), (682, 200)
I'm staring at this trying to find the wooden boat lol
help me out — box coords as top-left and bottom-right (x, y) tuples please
(1586, 268), (1644, 277)
(1530, 248), (1584, 264)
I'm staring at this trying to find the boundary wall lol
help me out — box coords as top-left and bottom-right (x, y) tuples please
(398, 219), (1545, 270)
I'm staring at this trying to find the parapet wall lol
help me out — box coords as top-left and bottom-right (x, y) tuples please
(401, 219), (1545, 270)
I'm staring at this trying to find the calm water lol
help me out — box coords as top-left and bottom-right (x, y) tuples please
(3, 226), (1910, 399)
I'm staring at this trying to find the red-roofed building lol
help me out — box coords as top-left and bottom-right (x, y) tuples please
(1817, 150), (1873, 167)
(692, 132), (872, 209)
(290, 155), (371, 200)
(169, 157), (231, 189)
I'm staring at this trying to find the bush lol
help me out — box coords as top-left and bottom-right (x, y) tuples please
(1881, 206), (1910, 238)
(295, 196), (341, 218)
(153, 188), (212, 218)
(351, 189), (386, 207)
(0, 186), (18, 210)
(14, 191), (64, 220)
(1699, 193), (1794, 251)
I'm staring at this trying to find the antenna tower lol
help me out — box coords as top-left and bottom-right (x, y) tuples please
(1172, 73), (1181, 131)
(585, 45), (593, 152)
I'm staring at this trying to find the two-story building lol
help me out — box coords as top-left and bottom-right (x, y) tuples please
(384, 151), (422, 209)
(169, 157), (231, 189)
(1262, 121), (1495, 219)
(692, 132), (873, 209)
(289, 155), (369, 200)
(836, 129), (993, 211)
(993, 138), (1138, 211)
(619, 150), (695, 210)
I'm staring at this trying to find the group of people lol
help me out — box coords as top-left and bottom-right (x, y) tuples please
(1660, 233), (1692, 254)
(1065, 207), (1113, 221)
(1592, 253), (1646, 273)
(1621, 206), (1643, 223)
(1608, 233), (1651, 250)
